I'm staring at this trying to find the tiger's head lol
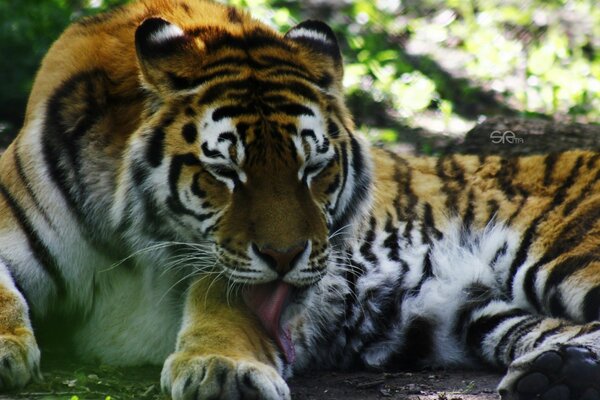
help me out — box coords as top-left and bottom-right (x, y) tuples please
(124, 10), (371, 284)
(117, 5), (371, 358)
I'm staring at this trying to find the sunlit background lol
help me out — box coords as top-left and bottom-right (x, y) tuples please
(1, 0), (598, 153)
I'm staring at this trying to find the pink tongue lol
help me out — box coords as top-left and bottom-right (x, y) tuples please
(243, 281), (296, 364)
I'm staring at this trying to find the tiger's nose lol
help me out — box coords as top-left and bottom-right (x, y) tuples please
(252, 241), (308, 275)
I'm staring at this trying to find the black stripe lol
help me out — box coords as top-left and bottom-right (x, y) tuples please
(487, 199), (499, 222)
(507, 156), (584, 299)
(201, 143), (225, 159)
(198, 78), (319, 105)
(548, 290), (567, 317)
(13, 141), (54, 229)
(383, 217), (400, 262)
(587, 153), (600, 169)
(349, 134), (365, 182)
(209, 166), (241, 187)
(506, 318), (543, 361)
(462, 189), (475, 232)
(497, 157), (519, 199)
(191, 173), (206, 198)
(466, 309), (528, 364)
(331, 143), (348, 215)
(389, 152), (418, 225)
(543, 253), (598, 299)
(327, 119), (340, 139)
(359, 217), (378, 265)
(301, 129), (316, 141)
(218, 132), (237, 145)
(331, 134), (370, 232)
(43, 71), (105, 222)
(167, 68), (239, 91)
(422, 202), (442, 241)
(166, 154), (216, 222)
(494, 316), (540, 364)
(0, 184), (66, 297)
(391, 317), (435, 369)
(275, 104), (314, 117)
(563, 168), (600, 216)
(146, 128), (166, 167)
(490, 241), (508, 268)
(212, 105), (250, 121)
(454, 283), (495, 338)
(583, 285), (600, 322)
(435, 157), (454, 211)
(260, 66), (314, 83)
(182, 123), (198, 144)
(543, 153), (559, 186)
(202, 56), (247, 71)
(506, 195), (528, 226)
(532, 324), (565, 348)
(324, 173), (340, 196)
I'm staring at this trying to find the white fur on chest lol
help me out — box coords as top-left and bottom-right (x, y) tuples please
(73, 265), (183, 365)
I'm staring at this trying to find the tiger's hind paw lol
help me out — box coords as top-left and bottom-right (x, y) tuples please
(161, 352), (290, 400)
(498, 345), (600, 400)
(0, 330), (42, 391)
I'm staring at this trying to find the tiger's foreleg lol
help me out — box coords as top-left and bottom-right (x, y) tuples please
(459, 299), (600, 400)
(160, 278), (290, 400)
(0, 260), (42, 390)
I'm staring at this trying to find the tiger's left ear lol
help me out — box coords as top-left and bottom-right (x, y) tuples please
(285, 21), (343, 90)
(135, 17), (203, 94)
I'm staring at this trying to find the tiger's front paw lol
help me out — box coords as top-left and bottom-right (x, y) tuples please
(161, 352), (290, 400)
(498, 345), (600, 400)
(0, 329), (42, 391)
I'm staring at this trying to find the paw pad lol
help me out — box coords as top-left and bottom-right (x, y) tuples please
(514, 346), (600, 400)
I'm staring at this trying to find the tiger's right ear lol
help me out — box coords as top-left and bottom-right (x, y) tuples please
(135, 18), (202, 94)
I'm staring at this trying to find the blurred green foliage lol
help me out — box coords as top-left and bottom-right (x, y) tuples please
(0, 0), (598, 147)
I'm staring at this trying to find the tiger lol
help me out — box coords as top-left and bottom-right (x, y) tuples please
(1, 0), (600, 399)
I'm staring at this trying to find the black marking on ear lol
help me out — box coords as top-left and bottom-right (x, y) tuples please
(136, 18), (187, 59)
(285, 20), (341, 62)
(182, 123), (197, 144)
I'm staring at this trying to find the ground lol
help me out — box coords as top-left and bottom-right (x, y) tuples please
(1, 358), (502, 400)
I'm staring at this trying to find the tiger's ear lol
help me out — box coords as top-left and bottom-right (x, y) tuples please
(285, 21), (343, 90)
(135, 18), (202, 94)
